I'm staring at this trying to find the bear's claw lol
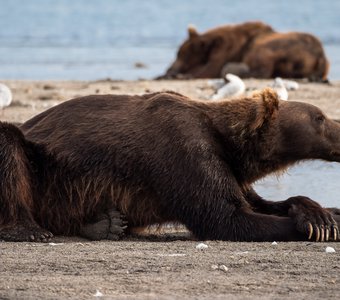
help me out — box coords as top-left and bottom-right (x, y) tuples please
(307, 223), (313, 240)
(29, 231), (54, 242)
(333, 225), (338, 241)
(306, 221), (338, 242)
(287, 196), (339, 242)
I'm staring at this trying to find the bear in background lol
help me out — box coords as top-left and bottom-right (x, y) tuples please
(159, 21), (329, 81)
(0, 89), (339, 242)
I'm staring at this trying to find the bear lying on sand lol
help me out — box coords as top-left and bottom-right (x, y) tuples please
(0, 89), (339, 242)
(159, 21), (329, 81)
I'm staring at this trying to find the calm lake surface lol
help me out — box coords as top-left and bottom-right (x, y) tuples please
(0, 0), (339, 80)
(254, 161), (340, 207)
(0, 0), (339, 207)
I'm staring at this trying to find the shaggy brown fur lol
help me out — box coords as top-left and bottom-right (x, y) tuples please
(0, 89), (339, 242)
(243, 32), (329, 80)
(159, 21), (329, 81)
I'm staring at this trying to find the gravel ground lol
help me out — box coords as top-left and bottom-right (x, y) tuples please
(0, 234), (339, 299)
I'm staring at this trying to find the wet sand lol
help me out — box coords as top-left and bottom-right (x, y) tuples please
(0, 79), (340, 299)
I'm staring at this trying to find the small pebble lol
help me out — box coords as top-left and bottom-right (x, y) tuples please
(272, 241), (278, 245)
(196, 242), (208, 250)
(235, 251), (249, 255)
(134, 62), (147, 68)
(211, 264), (228, 272)
(325, 246), (336, 253)
(219, 265), (229, 272)
(43, 84), (55, 90)
(158, 253), (186, 257)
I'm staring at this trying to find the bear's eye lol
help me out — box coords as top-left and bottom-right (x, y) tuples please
(315, 115), (325, 123)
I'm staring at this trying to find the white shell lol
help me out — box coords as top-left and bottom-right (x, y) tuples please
(219, 265), (229, 272)
(211, 264), (228, 272)
(93, 290), (103, 297)
(48, 242), (64, 246)
(196, 242), (208, 249)
(325, 246), (336, 253)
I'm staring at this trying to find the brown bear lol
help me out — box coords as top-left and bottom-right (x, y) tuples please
(0, 89), (339, 242)
(159, 21), (329, 81)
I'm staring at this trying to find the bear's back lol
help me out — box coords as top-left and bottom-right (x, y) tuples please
(20, 92), (207, 169)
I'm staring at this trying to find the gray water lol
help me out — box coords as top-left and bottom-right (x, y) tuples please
(0, 0), (340, 80)
(254, 161), (340, 207)
(0, 0), (339, 207)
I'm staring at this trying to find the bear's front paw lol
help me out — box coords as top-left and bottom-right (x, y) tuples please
(0, 223), (53, 242)
(287, 196), (338, 242)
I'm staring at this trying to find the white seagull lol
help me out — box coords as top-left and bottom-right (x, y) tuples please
(207, 78), (225, 89)
(211, 73), (245, 100)
(272, 77), (288, 101)
(283, 79), (299, 91)
(0, 83), (13, 110)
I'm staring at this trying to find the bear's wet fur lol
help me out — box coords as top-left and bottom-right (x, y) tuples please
(0, 89), (339, 242)
(160, 21), (329, 81)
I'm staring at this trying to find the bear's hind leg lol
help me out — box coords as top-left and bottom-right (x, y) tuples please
(79, 209), (127, 241)
(0, 219), (53, 242)
(0, 122), (52, 242)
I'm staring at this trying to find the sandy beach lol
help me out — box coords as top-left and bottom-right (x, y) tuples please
(0, 79), (340, 299)
(1, 79), (340, 123)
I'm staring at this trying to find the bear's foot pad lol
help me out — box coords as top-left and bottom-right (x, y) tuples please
(287, 196), (339, 242)
(0, 223), (53, 242)
(80, 209), (127, 241)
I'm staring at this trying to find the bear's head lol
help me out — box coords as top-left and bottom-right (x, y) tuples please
(234, 88), (340, 163)
(217, 88), (340, 181)
(245, 89), (340, 166)
(159, 22), (274, 79)
(162, 25), (223, 79)
(275, 97), (340, 163)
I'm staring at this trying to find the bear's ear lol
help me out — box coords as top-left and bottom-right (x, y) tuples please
(251, 88), (279, 130)
(188, 24), (199, 39)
